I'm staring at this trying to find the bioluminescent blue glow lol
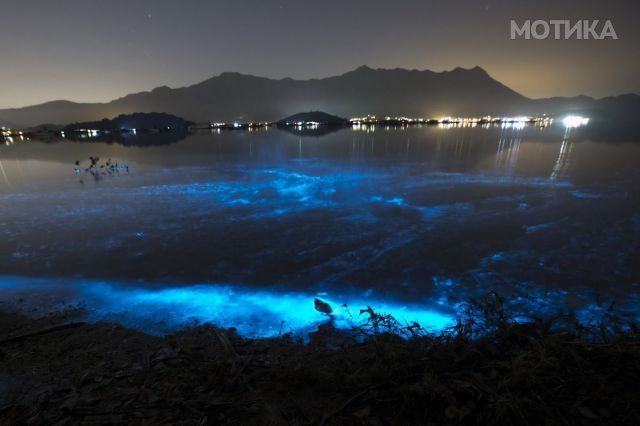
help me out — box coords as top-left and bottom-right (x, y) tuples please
(0, 276), (455, 338)
(2, 275), (639, 339)
(86, 284), (457, 337)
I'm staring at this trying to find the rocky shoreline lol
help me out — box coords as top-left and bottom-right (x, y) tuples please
(1, 305), (640, 425)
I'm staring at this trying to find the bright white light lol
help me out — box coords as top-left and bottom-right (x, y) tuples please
(503, 116), (530, 123)
(562, 115), (589, 128)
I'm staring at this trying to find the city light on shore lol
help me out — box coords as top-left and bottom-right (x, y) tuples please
(562, 115), (590, 128)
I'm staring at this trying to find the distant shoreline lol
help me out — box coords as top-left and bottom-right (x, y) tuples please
(3, 114), (555, 142)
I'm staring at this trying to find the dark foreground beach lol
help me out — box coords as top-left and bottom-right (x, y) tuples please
(1, 297), (639, 426)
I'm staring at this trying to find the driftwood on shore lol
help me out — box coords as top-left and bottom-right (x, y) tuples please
(0, 322), (86, 346)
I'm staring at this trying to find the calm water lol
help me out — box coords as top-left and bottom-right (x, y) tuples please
(1, 125), (639, 336)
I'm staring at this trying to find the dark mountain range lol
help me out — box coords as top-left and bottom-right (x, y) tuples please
(0, 66), (637, 128)
(0, 117), (18, 128)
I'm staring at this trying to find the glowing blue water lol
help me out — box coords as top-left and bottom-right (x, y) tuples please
(1, 127), (639, 338)
(2, 274), (639, 338)
(0, 276), (455, 337)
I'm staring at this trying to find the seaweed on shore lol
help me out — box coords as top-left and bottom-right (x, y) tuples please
(1, 294), (639, 425)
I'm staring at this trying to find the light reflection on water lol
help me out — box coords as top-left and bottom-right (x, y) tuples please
(1, 125), (639, 336)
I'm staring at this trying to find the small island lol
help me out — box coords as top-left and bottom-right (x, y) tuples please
(276, 111), (350, 136)
(63, 112), (193, 136)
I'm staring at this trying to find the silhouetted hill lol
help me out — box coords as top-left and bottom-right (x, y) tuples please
(63, 112), (192, 132)
(529, 95), (596, 115)
(1, 100), (106, 129)
(1, 66), (638, 128)
(277, 111), (348, 125)
(0, 117), (18, 128)
(570, 94), (640, 141)
(276, 111), (349, 137)
(24, 123), (64, 133)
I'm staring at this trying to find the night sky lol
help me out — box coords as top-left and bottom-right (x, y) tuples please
(1, 0), (639, 108)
